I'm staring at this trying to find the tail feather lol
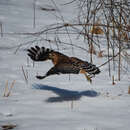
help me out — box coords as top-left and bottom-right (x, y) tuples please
(81, 62), (100, 75)
(88, 66), (100, 75)
(27, 46), (52, 61)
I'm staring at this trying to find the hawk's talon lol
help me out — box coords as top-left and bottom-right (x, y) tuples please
(84, 73), (92, 84)
(86, 75), (92, 84)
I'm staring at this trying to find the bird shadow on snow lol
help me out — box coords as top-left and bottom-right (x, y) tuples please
(32, 84), (100, 103)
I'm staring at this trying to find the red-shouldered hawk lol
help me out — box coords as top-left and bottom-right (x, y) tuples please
(27, 46), (100, 83)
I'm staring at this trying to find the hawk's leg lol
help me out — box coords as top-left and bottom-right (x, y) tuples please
(36, 66), (59, 80)
(84, 73), (92, 83)
(79, 69), (92, 83)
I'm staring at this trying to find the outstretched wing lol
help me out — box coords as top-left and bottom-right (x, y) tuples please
(27, 46), (53, 61)
(27, 46), (70, 65)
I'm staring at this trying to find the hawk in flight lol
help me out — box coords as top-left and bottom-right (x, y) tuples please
(27, 46), (100, 83)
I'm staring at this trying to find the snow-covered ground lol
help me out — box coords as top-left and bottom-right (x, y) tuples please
(0, 0), (130, 130)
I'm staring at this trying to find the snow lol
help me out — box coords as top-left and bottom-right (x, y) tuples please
(0, 0), (130, 130)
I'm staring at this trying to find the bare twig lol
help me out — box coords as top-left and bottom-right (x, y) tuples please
(22, 66), (28, 84)
(61, 0), (77, 5)
(112, 75), (115, 85)
(33, 0), (36, 28)
(0, 22), (3, 37)
(3, 80), (9, 97)
(118, 0), (122, 81)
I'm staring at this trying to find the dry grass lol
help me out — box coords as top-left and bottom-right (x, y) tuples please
(128, 86), (130, 94)
(112, 75), (116, 85)
(90, 26), (104, 35)
(3, 80), (16, 97)
(98, 50), (104, 58)
(3, 80), (9, 97)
